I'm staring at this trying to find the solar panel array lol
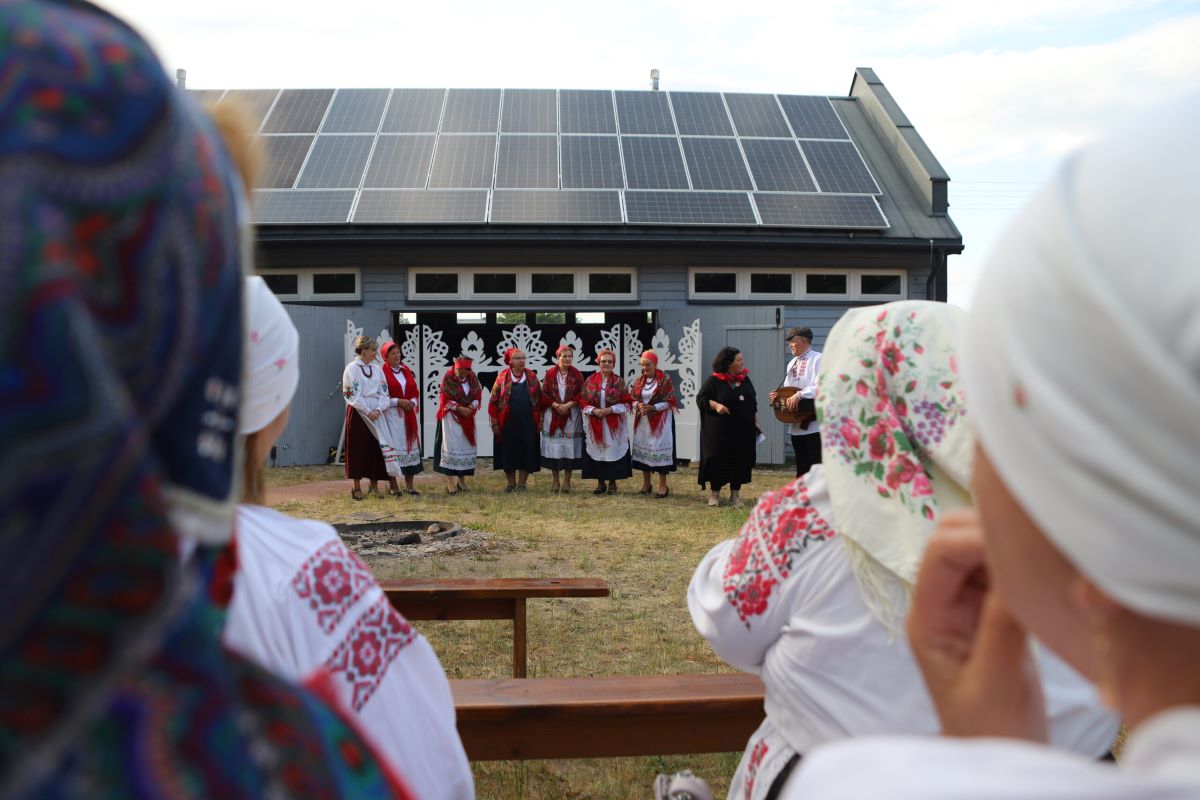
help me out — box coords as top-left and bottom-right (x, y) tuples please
(196, 88), (887, 229)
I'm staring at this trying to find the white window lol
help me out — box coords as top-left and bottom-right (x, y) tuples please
(259, 267), (361, 301)
(408, 267), (637, 301)
(687, 267), (905, 301)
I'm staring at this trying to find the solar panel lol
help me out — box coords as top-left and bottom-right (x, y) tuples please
(220, 90), (279, 133)
(295, 135), (374, 189)
(799, 140), (880, 194)
(614, 91), (676, 135)
(491, 191), (622, 223)
(381, 89), (445, 133)
(621, 136), (688, 190)
(495, 136), (559, 189)
(724, 93), (791, 137)
(322, 89), (390, 133)
(501, 89), (557, 133)
(441, 89), (501, 133)
(753, 193), (888, 229)
(363, 135), (435, 189)
(740, 139), (817, 192)
(777, 95), (848, 139)
(559, 90), (616, 134)
(187, 89), (225, 106)
(261, 89), (333, 134)
(681, 137), (753, 191)
(259, 135), (314, 189)
(253, 189), (354, 224)
(353, 190), (488, 223)
(428, 135), (496, 188)
(625, 191), (757, 225)
(560, 136), (623, 189)
(669, 92), (734, 136)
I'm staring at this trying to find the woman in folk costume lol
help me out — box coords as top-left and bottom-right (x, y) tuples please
(434, 356), (483, 494)
(785, 94), (1200, 800)
(379, 341), (424, 495)
(342, 334), (403, 500)
(689, 302), (1118, 800)
(540, 344), (585, 493)
(489, 347), (543, 493)
(226, 277), (473, 800)
(580, 349), (634, 494)
(631, 350), (679, 498)
(0, 4), (413, 794)
(696, 347), (760, 508)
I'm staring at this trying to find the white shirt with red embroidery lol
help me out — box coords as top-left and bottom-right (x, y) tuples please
(687, 467), (1119, 800)
(782, 349), (821, 436)
(784, 708), (1200, 799)
(226, 505), (473, 800)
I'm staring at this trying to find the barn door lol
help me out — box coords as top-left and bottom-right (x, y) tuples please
(727, 326), (788, 465)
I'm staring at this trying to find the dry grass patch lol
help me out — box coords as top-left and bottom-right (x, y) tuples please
(272, 464), (796, 799)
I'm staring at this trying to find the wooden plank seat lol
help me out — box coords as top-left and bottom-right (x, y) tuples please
(380, 577), (611, 678)
(451, 674), (765, 760)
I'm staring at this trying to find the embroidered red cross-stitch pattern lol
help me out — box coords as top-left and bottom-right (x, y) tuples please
(325, 596), (416, 711)
(291, 539), (376, 634)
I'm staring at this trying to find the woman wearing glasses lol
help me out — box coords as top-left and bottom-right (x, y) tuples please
(580, 349), (633, 495)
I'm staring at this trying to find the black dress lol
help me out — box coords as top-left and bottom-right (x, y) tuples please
(696, 375), (758, 490)
(492, 380), (541, 473)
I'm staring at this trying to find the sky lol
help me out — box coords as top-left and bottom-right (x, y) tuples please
(101, 0), (1200, 307)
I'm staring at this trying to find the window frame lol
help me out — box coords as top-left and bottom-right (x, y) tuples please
(686, 267), (907, 301)
(258, 267), (361, 301)
(408, 267), (637, 301)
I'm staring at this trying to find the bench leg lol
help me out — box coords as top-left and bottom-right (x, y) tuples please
(512, 598), (527, 678)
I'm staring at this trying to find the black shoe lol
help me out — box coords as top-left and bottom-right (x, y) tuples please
(407, 489), (421, 496)
(350, 489), (364, 501)
(607, 485), (617, 495)
(655, 488), (670, 499)
(592, 485), (607, 495)
(504, 485), (516, 494)
(516, 484), (527, 493)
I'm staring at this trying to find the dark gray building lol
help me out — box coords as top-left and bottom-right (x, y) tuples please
(195, 68), (961, 466)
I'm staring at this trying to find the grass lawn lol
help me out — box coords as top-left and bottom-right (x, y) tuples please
(269, 461), (798, 800)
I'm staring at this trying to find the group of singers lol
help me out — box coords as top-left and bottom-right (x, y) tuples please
(342, 327), (823, 504)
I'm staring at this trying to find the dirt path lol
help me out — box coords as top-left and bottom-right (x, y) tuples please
(265, 473), (444, 505)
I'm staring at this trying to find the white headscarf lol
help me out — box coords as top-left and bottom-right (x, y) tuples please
(964, 93), (1200, 626)
(818, 301), (973, 625)
(240, 276), (300, 435)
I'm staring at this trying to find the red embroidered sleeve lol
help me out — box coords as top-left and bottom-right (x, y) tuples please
(721, 480), (836, 627)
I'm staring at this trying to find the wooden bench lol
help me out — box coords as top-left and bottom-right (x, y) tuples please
(451, 674), (765, 760)
(380, 577), (611, 678)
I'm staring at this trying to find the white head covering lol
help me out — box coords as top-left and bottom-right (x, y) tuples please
(818, 301), (973, 601)
(964, 93), (1200, 625)
(240, 276), (300, 435)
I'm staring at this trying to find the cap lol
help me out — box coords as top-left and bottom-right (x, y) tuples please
(785, 326), (813, 342)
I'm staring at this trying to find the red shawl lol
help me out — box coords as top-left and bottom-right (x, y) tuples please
(437, 369), (482, 446)
(712, 368), (750, 385)
(579, 371), (632, 444)
(383, 362), (420, 450)
(489, 368), (542, 441)
(540, 365), (584, 436)
(631, 369), (678, 437)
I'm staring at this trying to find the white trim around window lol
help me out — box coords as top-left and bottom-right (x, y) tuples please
(408, 267), (637, 301)
(687, 267), (906, 301)
(258, 267), (361, 301)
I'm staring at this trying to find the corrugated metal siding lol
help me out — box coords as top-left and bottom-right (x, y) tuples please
(273, 305), (392, 467)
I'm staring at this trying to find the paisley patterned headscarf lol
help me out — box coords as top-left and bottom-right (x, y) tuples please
(817, 301), (972, 624)
(0, 3), (408, 796)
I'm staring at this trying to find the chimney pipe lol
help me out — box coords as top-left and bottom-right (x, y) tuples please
(650, 68), (660, 91)
(175, 68), (186, 89)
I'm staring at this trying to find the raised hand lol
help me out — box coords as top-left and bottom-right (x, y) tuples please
(907, 510), (1048, 742)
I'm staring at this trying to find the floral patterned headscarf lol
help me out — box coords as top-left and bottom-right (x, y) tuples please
(817, 301), (972, 586)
